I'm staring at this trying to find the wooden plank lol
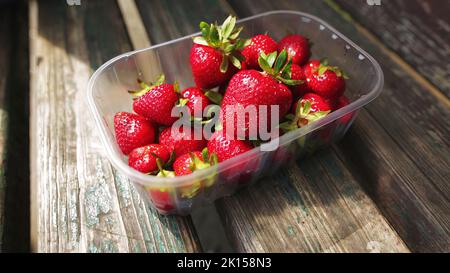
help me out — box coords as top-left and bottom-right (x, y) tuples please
(0, 6), (13, 252)
(226, 0), (450, 252)
(333, 0), (450, 100)
(136, 0), (409, 252)
(29, 0), (200, 253)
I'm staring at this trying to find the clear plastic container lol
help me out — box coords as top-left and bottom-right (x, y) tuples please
(87, 11), (383, 215)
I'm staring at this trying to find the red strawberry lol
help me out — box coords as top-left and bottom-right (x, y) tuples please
(335, 95), (354, 124)
(159, 127), (207, 158)
(303, 60), (321, 78)
(148, 189), (173, 213)
(207, 131), (253, 162)
(306, 59), (347, 99)
(190, 16), (248, 89)
(173, 149), (218, 197)
(280, 93), (332, 131)
(241, 34), (278, 69)
(114, 112), (156, 155)
(130, 75), (180, 126)
(290, 64), (311, 99)
(221, 50), (299, 138)
(278, 34), (311, 65)
(180, 87), (211, 117)
(292, 93), (333, 114)
(207, 131), (257, 185)
(173, 151), (216, 176)
(128, 144), (170, 174)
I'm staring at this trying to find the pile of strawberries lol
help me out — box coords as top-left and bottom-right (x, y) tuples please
(113, 16), (351, 209)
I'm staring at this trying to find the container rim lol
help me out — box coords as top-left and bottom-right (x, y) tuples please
(87, 10), (384, 188)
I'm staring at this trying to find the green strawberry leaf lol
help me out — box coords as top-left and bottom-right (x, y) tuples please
(280, 78), (303, 86)
(221, 15), (236, 39)
(266, 51), (278, 67)
(320, 58), (329, 66)
(202, 147), (209, 162)
(193, 36), (209, 46)
(229, 27), (244, 40)
(177, 98), (189, 107)
(220, 54), (229, 73)
(258, 53), (273, 74)
(274, 49), (288, 73)
(318, 65), (328, 76)
(229, 55), (242, 69)
(204, 90), (223, 105)
(301, 100), (311, 116)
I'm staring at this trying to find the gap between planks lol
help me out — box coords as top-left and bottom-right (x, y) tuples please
(324, 0), (450, 109)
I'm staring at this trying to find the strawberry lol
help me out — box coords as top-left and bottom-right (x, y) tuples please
(190, 16), (248, 89)
(241, 34), (278, 69)
(128, 144), (171, 174)
(114, 112), (156, 155)
(147, 162), (175, 213)
(306, 59), (348, 99)
(207, 131), (253, 162)
(168, 149), (217, 198)
(290, 64), (311, 99)
(303, 60), (321, 78)
(278, 34), (311, 65)
(221, 50), (299, 138)
(280, 93), (332, 131)
(207, 130), (258, 185)
(159, 127), (207, 158)
(180, 87), (210, 118)
(130, 75), (180, 126)
(173, 150), (217, 176)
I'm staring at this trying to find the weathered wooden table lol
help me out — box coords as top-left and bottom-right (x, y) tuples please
(0, 0), (448, 253)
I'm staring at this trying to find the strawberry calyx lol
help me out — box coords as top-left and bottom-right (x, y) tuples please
(279, 100), (330, 132)
(316, 59), (349, 79)
(258, 49), (304, 86)
(155, 158), (175, 178)
(188, 148), (219, 172)
(193, 15), (250, 73)
(128, 74), (167, 99)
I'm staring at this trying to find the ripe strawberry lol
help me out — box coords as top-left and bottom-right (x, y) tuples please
(128, 144), (170, 174)
(159, 127), (207, 158)
(303, 60), (321, 78)
(148, 189), (173, 213)
(130, 75), (180, 126)
(280, 93), (332, 131)
(306, 59), (348, 99)
(114, 112), (156, 155)
(190, 16), (248, 89)
(173, 151), (217, 176)
(221, 50), (299, 138)
(149, 166), (175, 213)
(241, 34), (278, 69)
(170, 149), (217, 197)
(180, 87), (210, 117)
(278, 34), (311, 65)
(207, 130), (257, 185)
(334, 95), (354, 124)
(207, 131), (253, 162)
(290, 64), (310, 99)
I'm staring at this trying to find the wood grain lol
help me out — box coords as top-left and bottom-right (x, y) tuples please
(136, 0), (409, 252)
(226, 0), (450, 252)
(334, 0), (450, 100)
(29, 0), (200, 253)
(0, 7), (12, 252)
